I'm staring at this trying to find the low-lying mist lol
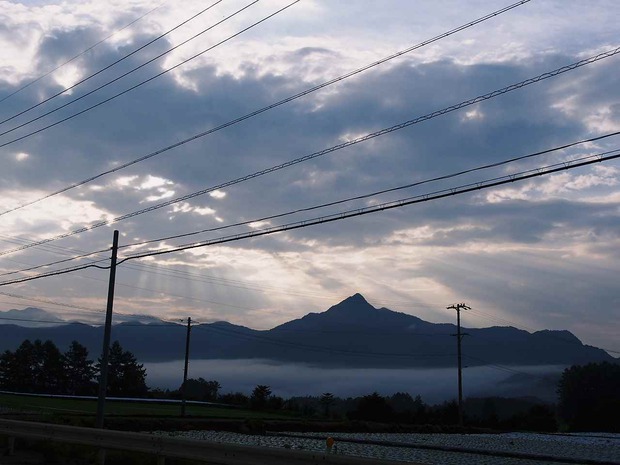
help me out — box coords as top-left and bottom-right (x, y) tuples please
(144, 359), (564, 404)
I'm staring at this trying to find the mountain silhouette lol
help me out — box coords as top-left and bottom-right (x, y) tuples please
(0, 307), (66, 327)
(0, 294), (614, 368)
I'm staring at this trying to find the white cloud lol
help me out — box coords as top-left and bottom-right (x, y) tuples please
(194, 206), (216, 216)
(51, 63), (82, 93)
(0, 190), (115, 236)
(144, 189), (175, 202)
(462, 108), (484, 121)
(209, 190), (226, 199)
(140, 175), (173, 190)
(115, 175), (139, 188)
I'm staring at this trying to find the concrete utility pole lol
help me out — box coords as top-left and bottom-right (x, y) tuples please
(180, 316), (192, 417)
(447, 302), (470, 428)
(96, 230), (119, 429)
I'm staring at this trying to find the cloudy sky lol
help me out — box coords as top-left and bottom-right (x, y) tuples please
(0, 0), (618, 353)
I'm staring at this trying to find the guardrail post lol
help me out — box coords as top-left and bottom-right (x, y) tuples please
(7, 436), (15, 455)
(157, 456), (166, 465)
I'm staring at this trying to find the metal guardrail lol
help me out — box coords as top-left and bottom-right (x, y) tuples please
(0, 419), (414, 465)
(0, 390), (235, 408)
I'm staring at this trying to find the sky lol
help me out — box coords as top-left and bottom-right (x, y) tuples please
(0, 0), (618, 353)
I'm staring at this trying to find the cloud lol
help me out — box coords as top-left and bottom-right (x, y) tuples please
(0, 0), (618, 354)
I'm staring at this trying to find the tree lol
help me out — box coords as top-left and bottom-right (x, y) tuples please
(558, 362), (620, 432)
(219, 392), (249, 406)
(35, 340), (65, 394)
(181, 378), (221, 401)
(99, 341), (148, 397)
(7, 340), (36, 392)
(350, 392), (394, 422)
(320, 392), (335, 417)
(0, 348), (21, 391)
(0, 339), (66, 394)
(250, 385), (272, 410)
(64, 341), (96, 395)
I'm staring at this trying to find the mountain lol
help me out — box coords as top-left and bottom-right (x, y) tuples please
(0, 307), (66, 327)
(0, 294), (615, 368)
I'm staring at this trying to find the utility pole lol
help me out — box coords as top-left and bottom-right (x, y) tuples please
(96, 230), (119, 429)
(180, 317), (192, 417)
(447, 302), (470, 428)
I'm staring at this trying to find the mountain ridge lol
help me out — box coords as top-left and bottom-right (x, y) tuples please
(0, 294), (615, 368)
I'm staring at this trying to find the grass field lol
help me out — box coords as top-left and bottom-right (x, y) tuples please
(0, 393), (294, 420)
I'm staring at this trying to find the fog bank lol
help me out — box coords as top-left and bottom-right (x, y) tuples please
(144, 359), (564, 404)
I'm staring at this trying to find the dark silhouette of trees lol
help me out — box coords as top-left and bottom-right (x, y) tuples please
(36, 340), (66, 394)
(504, 404), (557, 432)
(219, 392), (249, 406)
(320, 392), (335, 417)
(250, 385), (272, 410)
(387, 392), (427, 423)
(0, 340), (36, 392)
(0, 339), (97, 394)
(64, 341), (96, 395)
(180, 378), (221, 401)
(431, 399), (459, 425)
(350, 392), (394, 422)
(101, 341), (148, 397)
(0, 339), (65, 393)
(558, 362), (620, 432)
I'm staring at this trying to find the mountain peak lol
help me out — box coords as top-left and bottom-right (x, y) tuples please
(325, 293), (375, 315)
(348, 293), (368, 303)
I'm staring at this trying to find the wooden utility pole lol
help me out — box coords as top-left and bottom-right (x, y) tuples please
(447, 302), (470, 427)
(96, 230), (119, 429)
(180, 317), (192, 417)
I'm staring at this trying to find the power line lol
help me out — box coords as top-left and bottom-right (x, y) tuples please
(118, 130), (620, 250)
(1, 151), (617, 302)
(0, 313), (181, 326)
(0, 0), (533, 216)
(0, 316), (90, 325)
(3, 244), (616, 358)
(0, 243), (352, 314)
(0, 0), (300, 149)
(0, 233), (107, 259)
(0, 0), (224, 127)
(471, 361), (552, 380)
(0, 290), (101, 313)
(463, 355), (552, 381)
(0, 233), (360, 304)
(83, 273), (271, 312)
(0, 263), (109, 287)
(0, 249), (110, 278)
(2, 46), (616, 257)
(118, 149), (620, 263)
(465, 307), (620, 355)
(3, 145), (600, 273)
(0, 0), (250, 136)
(0, 1), (166, 105)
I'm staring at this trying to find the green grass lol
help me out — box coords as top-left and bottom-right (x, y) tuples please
(0, 393), (294, 420)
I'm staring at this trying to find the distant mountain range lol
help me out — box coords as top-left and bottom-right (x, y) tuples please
(0, 294), (615, 368)
(0, 307), (66, 327)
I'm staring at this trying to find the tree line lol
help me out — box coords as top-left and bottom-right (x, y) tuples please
(0, 339), (147, 397)
(1, 337), (617, 432)
(156, 363), (620, 432)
